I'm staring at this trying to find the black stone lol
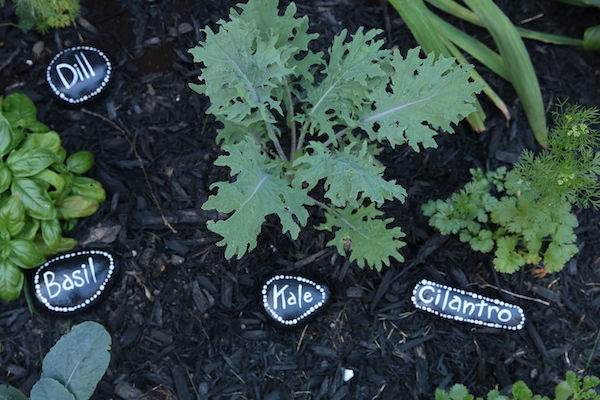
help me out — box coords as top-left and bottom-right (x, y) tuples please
(33, 250), (117, 313)
(46, 46), (112, 104)
(411, 279), (525, 330)
(261, 275), (329, 326)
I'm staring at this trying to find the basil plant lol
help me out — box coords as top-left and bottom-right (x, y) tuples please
(0, 93), (105, 301)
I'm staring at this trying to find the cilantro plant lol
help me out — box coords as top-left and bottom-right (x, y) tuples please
(189, 0), (481, 269)
(423, 105), (600, 273)
(0, 93), (106, 301)
(0, 321), (111, 400)
(435, 371), (600, 400)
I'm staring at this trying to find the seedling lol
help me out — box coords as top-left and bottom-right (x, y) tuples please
(423, 105), (600, 273)
(0, 321), (111, 400)
(189, 0), (481, 270)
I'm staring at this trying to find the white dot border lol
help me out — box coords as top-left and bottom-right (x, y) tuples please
(411, 279), (526, 331)
(46, 45), (112, 104)
(262, 275), (328, 326)
(34, 250), (115, 313)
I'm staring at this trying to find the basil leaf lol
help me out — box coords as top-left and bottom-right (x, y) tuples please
(71, 177), (106, 202)
(0, 114), (14, 157)
(30, 378), (75, 400)
(0, 196), (25, 237)
(22, 131), (62, 153)
(11, 178), (56, 220)
(67, 151), (95, 174)
(58, 196), (100, 219)
(41, 219), (61, 249)
(2, 93), (37, 125)
(35, 236), (77, 257)
(0, 261), (24, 301)
(7, 148), (57, 177)
(0, 385), (29, 400)
(0, 164), (12, 194)
(15, 217), (39, 240)
(9, 238), (46, 269)
(26, 120), (50, 133)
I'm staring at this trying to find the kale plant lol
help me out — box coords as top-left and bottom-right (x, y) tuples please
(189, 0), (481, 269)
(0, 93), (105, 301)
(435, 371), (600, 400)
(423, 105), (600, 273)
(0, 321), (111, 400)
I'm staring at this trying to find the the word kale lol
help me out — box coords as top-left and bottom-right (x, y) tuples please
(189, 0), (481, 270)
(423, 105), (600, 273)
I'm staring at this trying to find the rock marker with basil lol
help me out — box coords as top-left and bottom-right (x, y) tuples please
(34, 250), (117, 313)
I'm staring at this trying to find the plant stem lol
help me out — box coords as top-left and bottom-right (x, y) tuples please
(284, 80), (297, 160)
(323, 127), (351, 148)
(296, 119), (314, 154)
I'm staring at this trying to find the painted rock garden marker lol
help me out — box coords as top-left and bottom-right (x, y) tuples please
(411, 279), (525, 330)
(34, 250), (117, 313)
(262, 275), (330, 326)
(46, 45), (112, 104)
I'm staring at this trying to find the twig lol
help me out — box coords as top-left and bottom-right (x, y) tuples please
(478, 283), (550, 306)
(81, 108), (177, 233)
(0, 48), (20, 73)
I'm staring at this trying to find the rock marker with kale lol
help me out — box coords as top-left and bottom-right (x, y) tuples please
(262, 275), (330, 326)
(46, 46), (112, 104)
(412, 279), (525, 330)
(33, 250), (117, 313)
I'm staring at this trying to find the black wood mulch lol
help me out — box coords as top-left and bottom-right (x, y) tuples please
(1, 0), (599, 399)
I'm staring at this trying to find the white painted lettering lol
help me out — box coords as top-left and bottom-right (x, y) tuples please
(498, 309), (512, 322)
(273, 284), (288, 310)
(303, 291), (313, 304)
(418, 285), (435, 304)
(44, 271), (62, 299)
(62, 275), (74, 291)
(447, 295), (462, 312)
(72, 270), (85, 287)
(89, 257), (97, 282)
(56, 63), (78, 89)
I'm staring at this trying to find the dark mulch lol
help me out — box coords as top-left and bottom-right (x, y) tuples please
(1, 0), (599, 399)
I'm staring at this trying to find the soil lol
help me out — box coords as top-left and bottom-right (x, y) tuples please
(1, 0), (599, 399)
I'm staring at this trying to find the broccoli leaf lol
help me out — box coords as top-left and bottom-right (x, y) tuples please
(360, 48), (482, 151)
(317, 204), (405, 270)
(203, 140), (311, 259)
(293, 141), (406, 207)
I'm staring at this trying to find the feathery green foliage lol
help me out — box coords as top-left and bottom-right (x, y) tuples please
(0, 93), (105, 301)
(423, 104), (600, 273)
(7, 0), (80, 33)
(189, 0), (481, 270)
(435, 371), (600, 400)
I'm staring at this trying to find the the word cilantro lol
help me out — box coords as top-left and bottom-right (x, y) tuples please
(189, 0), (481, 270)
(423, 105), (600, 273)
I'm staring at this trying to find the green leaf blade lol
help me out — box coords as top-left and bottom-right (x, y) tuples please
(202, 140), (311, 259)
(359, 48), (482, 151)
(318, 204), (405, 270)
(0, 261), (24, 301)
(293, 141), (406, 207)
(41, 321), (112, 400)
(31, 378), (75, 400)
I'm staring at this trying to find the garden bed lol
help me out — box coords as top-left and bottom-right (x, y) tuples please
(0, 0), (599, 398)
